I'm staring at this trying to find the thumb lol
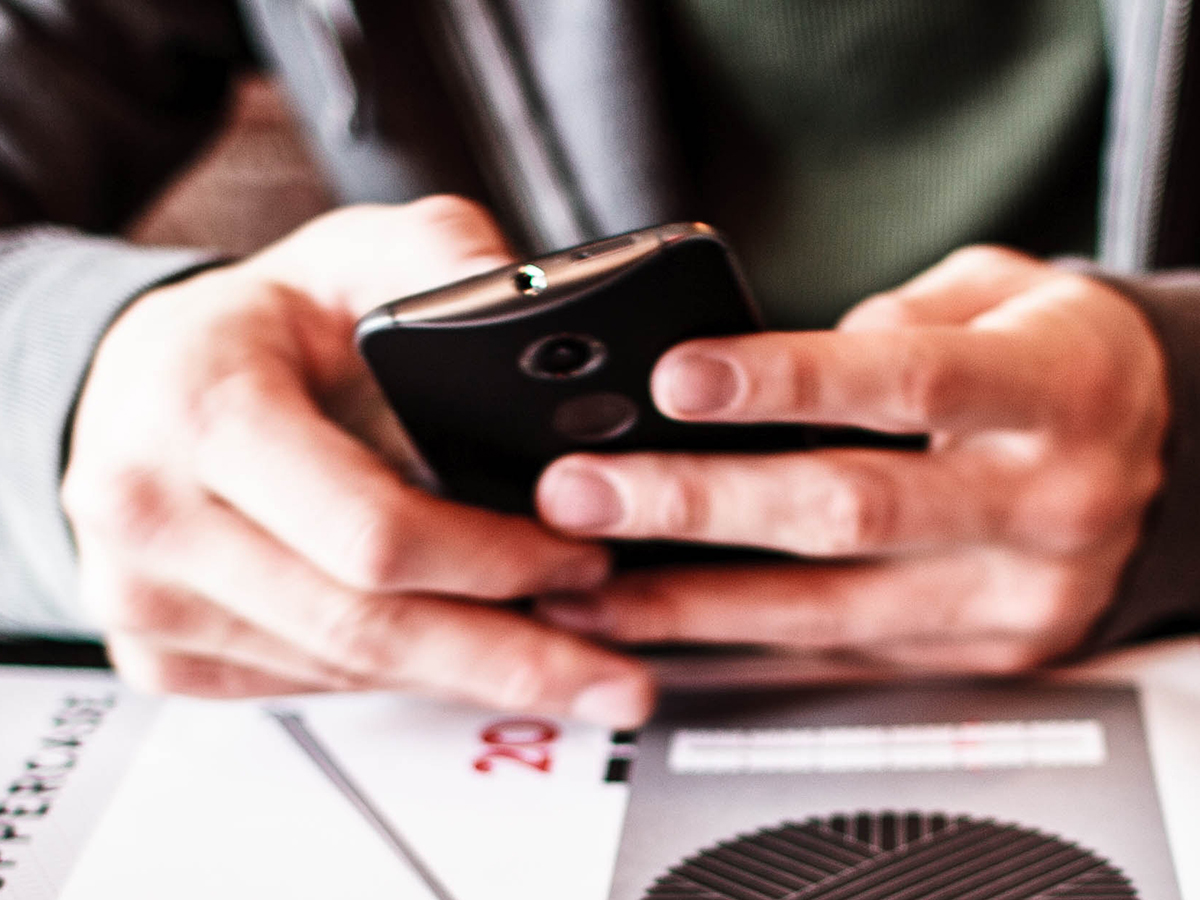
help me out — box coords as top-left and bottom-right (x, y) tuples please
(245, 195), (516, 317)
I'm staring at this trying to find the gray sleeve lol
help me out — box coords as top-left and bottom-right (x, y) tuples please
(0, 230), (214, 635)
(1083, 268), (1200, 648)
(0, 0), (244, 634)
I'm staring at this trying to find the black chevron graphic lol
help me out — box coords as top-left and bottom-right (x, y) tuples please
(642, 813), (1136, 900)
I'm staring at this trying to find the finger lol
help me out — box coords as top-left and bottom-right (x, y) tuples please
(101, 594), (370, 692)
(192, 360), (610, 598)
(107, 637), (329, 698)
(852, 636), (1074, 675)
(249, 196), (516, 316)
(538, 448), (1017, 554)
(649, 642), (1053, 689)
(543, 558), (981, 648)
(651, 314), (1097, 434)
(539, 447), (1150, 556)
(648, 647), (897, 691)
(76, 539), (370, 689)
(130, 499), (653, 726)
(535, 547), (1120, 667)
(838, 245), (1049, 330)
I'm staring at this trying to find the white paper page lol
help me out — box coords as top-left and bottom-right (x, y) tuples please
(292, 692), (628, 900)
(51, 688), (625, 900)
(0, 669), (160, 899)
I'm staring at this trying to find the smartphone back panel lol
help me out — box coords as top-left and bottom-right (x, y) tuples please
(357, 227), (811, 515)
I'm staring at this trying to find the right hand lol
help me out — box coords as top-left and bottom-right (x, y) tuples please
(62, 197), (654, 727)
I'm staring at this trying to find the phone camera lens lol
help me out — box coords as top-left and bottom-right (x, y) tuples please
(520, 333), (607, 380)
(537, 338), (590, 374)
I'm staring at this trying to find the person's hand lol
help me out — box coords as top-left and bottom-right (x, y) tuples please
(534, 247), (1169, 676)
(63, 197), (653, 726)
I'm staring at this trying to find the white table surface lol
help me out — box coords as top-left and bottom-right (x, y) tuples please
(1054, 636), (1200, 898)
(4, 638), (1197, 899)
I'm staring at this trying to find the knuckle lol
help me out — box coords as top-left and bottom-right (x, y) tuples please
(996, 592), (1062, 638)
(772, 471), (858, 555)
(486, 651), (551, 711)
(315, 595), (410, 674)
(792, 465), (897, 556)
(101, 582), (187, 636)
(652, 471), (712, 537)
(70, 467), (175, 548)
(775, 597), (854, 648)
(981, 565), (1085, 644)
(820, 467), (898, 554)
(838, 291), (909, 330)
(779, 347), (821, 414)
(341, 504), (414, 590)
(452, 543), (551, 601)
(191, 368), (272, 447)
(429, 628), (567, 711)
(410, 194), (506, 251)
(944, 244), (1028, 272)
(1028, 464), (1127, 553)
(895, 345), (960, 427)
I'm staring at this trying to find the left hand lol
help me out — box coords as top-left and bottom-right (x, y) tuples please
(533, 246), (1170, 676)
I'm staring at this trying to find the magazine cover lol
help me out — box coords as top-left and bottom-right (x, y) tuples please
(610, 684), (1180, 900)
(0, 669), (1184, 899)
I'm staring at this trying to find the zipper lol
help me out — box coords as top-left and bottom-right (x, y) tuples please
(1139, 0), (1194, 267)
(430, 0), (598, 252)
(298, 0), (374, 139)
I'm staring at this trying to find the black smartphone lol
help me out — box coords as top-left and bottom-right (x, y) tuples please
(355, 222), (814, 519)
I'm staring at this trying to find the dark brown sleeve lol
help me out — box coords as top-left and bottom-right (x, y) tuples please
(1080, 268), (1200, 648)
(0, 0), (247, 230)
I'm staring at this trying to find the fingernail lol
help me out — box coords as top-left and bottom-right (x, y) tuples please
(540, 467), (624, 531)
(535, 592), (607, 634)
(657, 353), (740, 416)
(571, 679), (649, 728)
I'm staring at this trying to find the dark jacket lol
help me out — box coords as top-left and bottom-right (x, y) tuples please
(0, 0), (1197, 643)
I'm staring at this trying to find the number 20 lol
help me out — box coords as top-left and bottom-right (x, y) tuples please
(473, 719), (560, 774)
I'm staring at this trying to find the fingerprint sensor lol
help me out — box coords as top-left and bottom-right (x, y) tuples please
(552, 393), (638, 443)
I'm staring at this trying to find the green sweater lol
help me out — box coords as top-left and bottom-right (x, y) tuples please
(665, 0), (1107, 328)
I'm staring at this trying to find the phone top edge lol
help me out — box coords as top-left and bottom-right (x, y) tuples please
(355, 222), (723, 337)
(657, 221), (719, 245)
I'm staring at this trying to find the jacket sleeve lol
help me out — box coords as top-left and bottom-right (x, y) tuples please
(0, 0), (245, 635)
(1086, 268), (1200, 648)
